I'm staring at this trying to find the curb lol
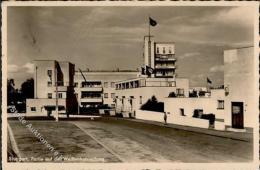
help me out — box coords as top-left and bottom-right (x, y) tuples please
(7, 123), (22, 159)
(119, 118), (252, 142)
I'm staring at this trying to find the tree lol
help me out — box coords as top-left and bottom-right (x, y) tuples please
(140, 95), (164, 112)
(168, 92), (176, 97)
(7, 79), (16, 105)
(20, 78), (34, 99)
(189, 90), (198, 98)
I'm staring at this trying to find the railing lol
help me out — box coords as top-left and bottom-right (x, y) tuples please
(155, 57), (176, 61)
(80, 98), (103, 103)
(155, 65), (176, 69)
(81, 87), (103, 92)
(156, 54), (175, 58)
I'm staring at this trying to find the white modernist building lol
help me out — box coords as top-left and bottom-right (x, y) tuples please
(223, 46), (257, 130)
(26, 60), (76, 116)
(115, 35), (190, 116)
(115, 77), (189, 117)
(73, 70), (139, 109)
(163, 46), (256, 131)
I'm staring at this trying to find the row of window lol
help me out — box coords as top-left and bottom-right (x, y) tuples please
(104, 93), (115, 98)
(79, 92), (115, 99)
(74, 82), (115, 88)
(47, 93), (63, 99)
(156, 47), (173, 54)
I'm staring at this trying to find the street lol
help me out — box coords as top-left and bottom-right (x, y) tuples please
(8, 117), (253, 163)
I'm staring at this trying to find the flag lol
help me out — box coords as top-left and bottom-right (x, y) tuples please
(149, 17), (157, 27)
(207, 77), (212, 84)
(146, 65), (154, 75)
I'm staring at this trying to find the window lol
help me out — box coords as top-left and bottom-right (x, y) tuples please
(169, 81), (176, 87)
(47, 70), (52, 77)
(180, 108), (185, 116)
(58, 93), (63, 98)
(163, 47), (165, 54)
(217, 100), (224, 109)
(104, 82), (108, 88)
(169, 47), (172, 54)
(122, 96), (125, 104)
(139, 96), (142, 104)
(156, 47), (159, 53)
(176, 88), (184, 97)
(104, 93), (108, 98)
(111, 93), (115, 98)
(47, 81), (52, 87)
(48, 93), (52, 99)
(31, 107), (36, 112)
(111, 82), (115, 88)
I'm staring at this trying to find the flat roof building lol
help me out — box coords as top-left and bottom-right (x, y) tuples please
(27, 60), (75, 116)
(224, 46), (257, 130)
(74, 70), (139, 110)
(143, 36), (176, 78)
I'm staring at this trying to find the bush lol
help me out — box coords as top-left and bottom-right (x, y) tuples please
(168, 92), (176, 97)
(201, 113), (215, 125)
(140, 95), (164, 112)
(189, 90), (198, 98)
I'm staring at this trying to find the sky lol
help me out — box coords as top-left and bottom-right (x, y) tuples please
(7, 6), (255, 88)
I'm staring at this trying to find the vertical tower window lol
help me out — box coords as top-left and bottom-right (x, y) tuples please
(163, 47), (165, 54)
(47, 70), (52, 77)
(58, 93), (63, 98)
(156, 47), (159, 54)
(48, 93), (52, 99)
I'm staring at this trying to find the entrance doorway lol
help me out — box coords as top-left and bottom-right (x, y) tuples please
(231, 102), (244, 129)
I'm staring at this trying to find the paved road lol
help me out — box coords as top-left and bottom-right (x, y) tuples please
(73, 118), (253, 163)
(8, 118), (253, 163)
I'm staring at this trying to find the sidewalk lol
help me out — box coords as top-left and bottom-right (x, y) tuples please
(120, 117), (253, 142)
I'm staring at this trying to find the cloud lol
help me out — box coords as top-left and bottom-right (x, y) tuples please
(215, 7), (255, 27)
(22, 62), (34, 74)
(178, 52), (200, 59)
(8, 64), (19, 73)
(8, 62), (34, 74)
(210, 65), (224, 73)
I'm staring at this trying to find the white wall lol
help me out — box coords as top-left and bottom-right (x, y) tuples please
(115, 78), (189, 114)
(26, 98), (66, 116)
(164, 96), (224, 119)
(135, 110), (210, 129)
(224, 47), (257, 128)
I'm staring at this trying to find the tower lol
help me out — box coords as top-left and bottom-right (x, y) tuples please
(143, 36), (176, 78)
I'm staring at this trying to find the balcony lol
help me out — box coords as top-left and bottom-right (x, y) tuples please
(155, 65), (176, 69)
(80, 87), (103, 92)
(156, 54), (175, 58)
(80, 98), (103, 103)
(155, 57), (176, 61)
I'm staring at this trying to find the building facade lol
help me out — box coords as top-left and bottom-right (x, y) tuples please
(73, 71), (139, 110)
(143, 36), (176, 78)
(114, 77), (189, 116)
(224, 46), (257, 130)
(164, 89), (225, 120)
(26, 60), (76, 116)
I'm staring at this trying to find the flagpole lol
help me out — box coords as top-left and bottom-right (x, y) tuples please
(148, 15), (151, 74)
(148, 15), (150, 42)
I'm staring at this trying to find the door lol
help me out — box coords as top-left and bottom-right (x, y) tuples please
(231, 102), (244, 129)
